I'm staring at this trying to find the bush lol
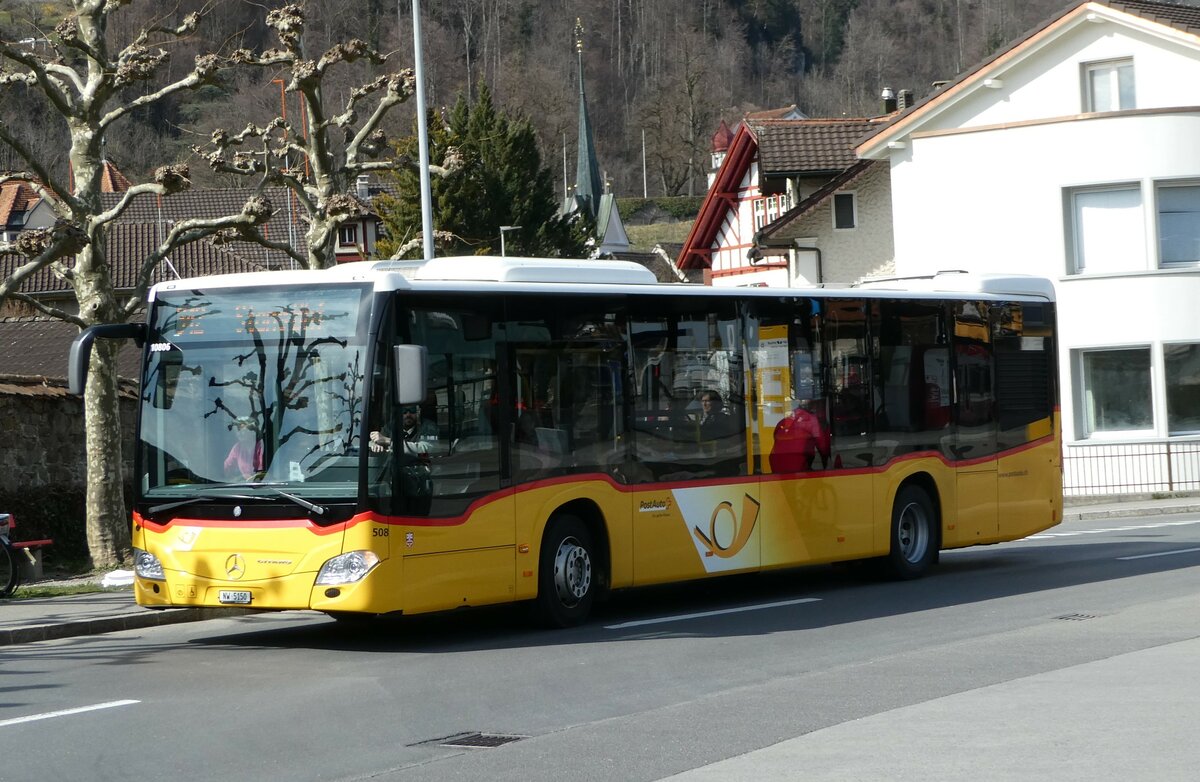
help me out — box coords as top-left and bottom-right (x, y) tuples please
(617, 196), (704, 223)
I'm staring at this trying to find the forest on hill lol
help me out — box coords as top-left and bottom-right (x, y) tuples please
(0, 0), (1140, 200)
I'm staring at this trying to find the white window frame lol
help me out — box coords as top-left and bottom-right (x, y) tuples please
(338, 223), (360, 247)
(1155, 181), (1200, 268)
(1082, 57), (1135, 112)
(1075, 345), (1155, 440)
(832, 191), (857, 231)
(1065, 183), (1144, 275)
(752, 198), (767, 231)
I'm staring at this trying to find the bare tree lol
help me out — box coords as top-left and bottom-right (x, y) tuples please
(197, 4), (457, 270)
(0, 2), (275, 567)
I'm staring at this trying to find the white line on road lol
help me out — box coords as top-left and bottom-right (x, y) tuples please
(605, 597), (820, 630)
(0, 699), (140, 728)
(1117, 547), (1200, 561)
(1029, 519), (1200, 539)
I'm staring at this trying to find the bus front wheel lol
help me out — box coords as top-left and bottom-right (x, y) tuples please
(536, 515), (595, 628)
(885, 485), (937, 579)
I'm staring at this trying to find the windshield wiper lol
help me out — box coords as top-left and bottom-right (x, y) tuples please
(147, 493), (256, 515)
(146, 484), (328, 517)
(267, 488), (327, 516)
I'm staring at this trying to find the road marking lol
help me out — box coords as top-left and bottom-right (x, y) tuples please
(1028, 519), (1200, 539)
(0, 699), (139, 728)
(604, 597), (820, 630)
(1117, 547), (1200, 561)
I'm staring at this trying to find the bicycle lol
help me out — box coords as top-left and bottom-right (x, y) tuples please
(0, 512), (19, 599)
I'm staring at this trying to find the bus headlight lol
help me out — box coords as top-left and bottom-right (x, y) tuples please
(315, 551), (380, 585)
(133, 548), (165, 581)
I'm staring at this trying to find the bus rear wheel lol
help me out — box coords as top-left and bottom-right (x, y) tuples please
(536, 515), (595, 628)
(885, 485), (937, 579)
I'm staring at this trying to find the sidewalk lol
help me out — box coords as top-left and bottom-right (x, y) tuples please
(0, 590), (250, 646)
(3, 494), (1198, 647)
(662, 634), (1200, 781)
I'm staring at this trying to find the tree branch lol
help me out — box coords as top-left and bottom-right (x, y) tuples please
(0, 221), (90, 310)
(99, 53), (221, 130)
(0, 43), (75, 115)
(6, 290), (86, 327)
(120, 197), (277, 317)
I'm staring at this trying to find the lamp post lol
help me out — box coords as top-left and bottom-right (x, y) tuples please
(412, 0), (434, 259)
(499, 225), (521, 257)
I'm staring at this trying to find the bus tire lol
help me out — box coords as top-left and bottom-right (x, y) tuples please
(536, 515), (595, 628)
(885, 485), (937, 580)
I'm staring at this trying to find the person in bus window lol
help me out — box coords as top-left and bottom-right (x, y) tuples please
(769, 398), (831, 472)
(370, 404), (438, 454)
(224, 417), (264, 480)
(697, 391), (734, 440)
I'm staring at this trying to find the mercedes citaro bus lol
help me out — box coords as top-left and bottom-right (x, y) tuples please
(70, 257), (1061, 626)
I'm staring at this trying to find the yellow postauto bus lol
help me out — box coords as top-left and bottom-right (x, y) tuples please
(70, 257), (1062, 626)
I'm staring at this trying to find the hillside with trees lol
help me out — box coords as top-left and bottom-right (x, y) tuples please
(0, 0), (1128, 201)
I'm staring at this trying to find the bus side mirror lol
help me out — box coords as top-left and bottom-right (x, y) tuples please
(68, 322), (147, 395)
(393, 344), (427, 406)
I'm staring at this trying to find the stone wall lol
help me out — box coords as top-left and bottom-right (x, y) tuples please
(0, 376), (136, 564)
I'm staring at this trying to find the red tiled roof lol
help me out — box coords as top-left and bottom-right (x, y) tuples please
(750, 118), (886, 174)
(0, 180), (41, 229)
(711, 119), (734, 152)
(99, 160), (132, 193)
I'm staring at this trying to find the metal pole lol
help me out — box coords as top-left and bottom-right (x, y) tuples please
(642, 128), (648, 198)
(500, 225), (521, 257)
(412, 0), (434, 259)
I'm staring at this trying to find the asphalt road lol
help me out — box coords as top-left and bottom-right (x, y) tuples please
(4, 514), (1200, 782)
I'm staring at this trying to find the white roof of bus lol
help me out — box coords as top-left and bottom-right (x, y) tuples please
(147, 258), (1054, 303)
(854, 270), (1055, 301)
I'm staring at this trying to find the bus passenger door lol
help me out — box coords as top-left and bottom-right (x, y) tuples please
(627, 301), (756, 584)
(949, 302), (998, 546)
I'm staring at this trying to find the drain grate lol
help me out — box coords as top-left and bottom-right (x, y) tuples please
(1056, 613), (1099, 621)
(411, 732), (527, 749)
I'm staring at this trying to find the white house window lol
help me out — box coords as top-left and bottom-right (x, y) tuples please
(1067, 185), (1143, 274)
(1078, 347), (1153, 436)
(1166, 343), (1200, 434)
(833, 192), (856, 230)
(753, 198), (767, 231)
(338, 223), (359, 247)
(1083, 58), (1135, 112)
(1157, 183), (1200, 266)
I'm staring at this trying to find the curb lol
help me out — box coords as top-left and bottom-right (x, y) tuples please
(1062, 504), (1200, 523)
(0, 606), (252, 647)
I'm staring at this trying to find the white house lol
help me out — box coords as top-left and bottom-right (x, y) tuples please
(857, 0), (1200, 495)
(680, 114), (895, 287)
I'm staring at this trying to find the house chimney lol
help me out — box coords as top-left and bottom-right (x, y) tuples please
(898, 89), (915, 110)
(881, 87), (897, 114)
(356, 175), (369, 199)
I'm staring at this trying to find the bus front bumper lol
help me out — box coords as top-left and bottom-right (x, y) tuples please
(133, 556), (398, 614)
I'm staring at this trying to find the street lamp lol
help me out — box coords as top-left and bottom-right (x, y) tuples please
(500, 225), (521, 257)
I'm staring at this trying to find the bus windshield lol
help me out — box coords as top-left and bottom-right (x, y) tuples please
(137, 284), (372, 503)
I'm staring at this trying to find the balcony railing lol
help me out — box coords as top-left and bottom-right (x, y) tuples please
(1063, 440), (1200, 496)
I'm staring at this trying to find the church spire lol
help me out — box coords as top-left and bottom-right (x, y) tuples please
(572, 18), (602, 220)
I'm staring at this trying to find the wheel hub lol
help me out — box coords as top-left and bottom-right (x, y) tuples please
(553, 537), (592, 606)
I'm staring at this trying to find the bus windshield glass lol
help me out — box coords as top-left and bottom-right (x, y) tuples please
(137, 284), (372, 501)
